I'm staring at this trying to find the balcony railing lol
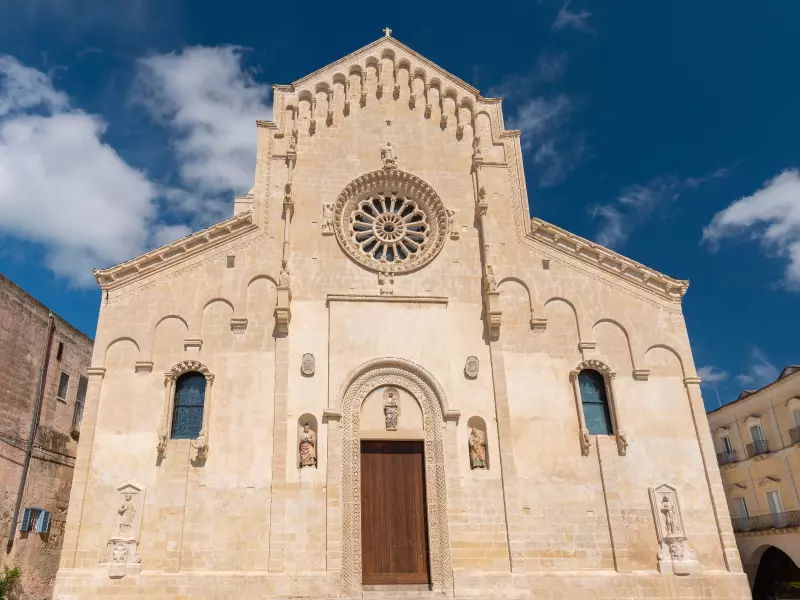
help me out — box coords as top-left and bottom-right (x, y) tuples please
(716, 451), (737, 466)
(791, 427), (800, 445)
(732, 510), (800, 533)
(746, 439), (770, 458)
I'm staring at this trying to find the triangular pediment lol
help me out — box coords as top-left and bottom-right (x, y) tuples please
(288, 34), (481, 99)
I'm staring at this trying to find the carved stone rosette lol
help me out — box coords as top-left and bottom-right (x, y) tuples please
(649, 484), (700, 576)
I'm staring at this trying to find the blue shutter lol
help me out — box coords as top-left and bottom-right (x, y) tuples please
(19, 508), (32, 532)
(36, 510), (51, 533)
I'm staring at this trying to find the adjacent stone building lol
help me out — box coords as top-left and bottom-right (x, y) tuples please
(707, 366), (800, 599)
(54, 33), (750, 599)
(0, 274), (93, 598)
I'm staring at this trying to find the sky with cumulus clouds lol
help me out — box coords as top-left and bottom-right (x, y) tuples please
(0, 0), (797, 409)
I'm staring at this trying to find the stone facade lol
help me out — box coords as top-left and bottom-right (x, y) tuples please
(707, 366), (800, 589)
(0, 273), (93, 599)
(54, 34), (750, 599)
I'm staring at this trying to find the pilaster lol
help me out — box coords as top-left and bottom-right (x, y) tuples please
(268, 335), (290, 572)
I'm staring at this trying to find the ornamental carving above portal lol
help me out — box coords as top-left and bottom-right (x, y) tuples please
(332, 169), (448, 274)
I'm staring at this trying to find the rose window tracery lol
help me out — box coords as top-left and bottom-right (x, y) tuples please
(351, 193), (429, 263)
(332, 170), (448, 273)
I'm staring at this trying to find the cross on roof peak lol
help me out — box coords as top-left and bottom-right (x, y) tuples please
(383, 27), (392, 37)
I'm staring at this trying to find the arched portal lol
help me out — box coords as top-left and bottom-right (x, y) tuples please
(328, 358), (459, 596)
(752, 546), (800, 600)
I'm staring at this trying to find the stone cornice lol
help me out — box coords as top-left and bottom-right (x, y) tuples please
(529, 218), (689, 302)
(93, 211), (257, 291)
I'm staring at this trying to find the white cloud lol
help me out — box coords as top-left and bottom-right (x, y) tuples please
(135, 45), (271, 223)
(593, 168), (729, 249)
(702, 169), (800, 290)
(0, 55), (178, 286)
(552, 1), (595, 34)
(697, 365), (729, 385)
(508, 95), (584, 187)
(734, 347), (779, 388)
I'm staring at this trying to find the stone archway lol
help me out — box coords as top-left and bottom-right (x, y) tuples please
(752, 546), (800, 600)
(326, 357), (459, 596)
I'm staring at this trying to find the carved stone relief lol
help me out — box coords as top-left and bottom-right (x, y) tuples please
(378, 271), (394, 296)
(383, 387), (399, 430)
(447, 208), (460, 240)
(103, 482), (145, 578)
(649, 484), (700, 576)
(380, 141), (397, 170)
(301, 353), (315, 376)
(321, 203), (334, 235)
(465, 356), (479, 379)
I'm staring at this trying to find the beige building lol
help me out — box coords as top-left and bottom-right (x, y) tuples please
(707, 366), (800, 597)
(54, 33), (750, 599)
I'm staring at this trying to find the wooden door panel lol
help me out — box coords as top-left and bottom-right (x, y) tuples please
(361, 440), (429, 585)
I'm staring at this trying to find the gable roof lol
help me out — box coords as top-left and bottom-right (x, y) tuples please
(291, 33), (480, 97)
(707, 366), (800, 415)
(93, 210), (257, 290)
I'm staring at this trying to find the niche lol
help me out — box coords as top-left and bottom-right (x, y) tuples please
(297, 414), (318, 469)
(467, 416), (489, 470)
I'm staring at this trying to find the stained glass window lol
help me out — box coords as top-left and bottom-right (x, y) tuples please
(579, 369), (613, 436)
(170, 372), (206, 440)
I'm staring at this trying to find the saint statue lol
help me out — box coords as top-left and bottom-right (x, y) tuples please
(116, 494), (136, 537)
(278, 259), (291, 288)
(299, 423), (317, 468)
(661, 495), (680, 536)
(484, 264), (498, 292)
(383, 388), (399, 430)
(468, 428), (487, 469)
(380, 141), (398, 170)
(379, 271), (394, 296)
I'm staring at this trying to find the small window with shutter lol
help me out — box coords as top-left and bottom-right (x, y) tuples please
(56, 371), (70, 402)
(19, 508), (32, 532)
(35, 510), (51, 533)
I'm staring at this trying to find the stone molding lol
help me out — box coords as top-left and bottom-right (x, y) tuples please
(530, 218), (689, 301)
(332, 169), (448, 274)
(326, 293), (448, 305)
(94, 211), (257, 290)
(331, 357), (456, 595)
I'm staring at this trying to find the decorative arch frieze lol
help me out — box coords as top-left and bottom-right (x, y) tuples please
(569, 359), (628, 457)
(328, 357), (458, 595)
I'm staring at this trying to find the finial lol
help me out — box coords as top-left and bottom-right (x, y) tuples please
(383, 27), (392, 37)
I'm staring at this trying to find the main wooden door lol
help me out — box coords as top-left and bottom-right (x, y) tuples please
(360, 440), (430, 585)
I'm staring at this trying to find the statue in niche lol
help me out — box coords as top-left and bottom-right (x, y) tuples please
(278, 259), (291, 288)
(661, 495), (681, 536)
(468, 428), (487, 469)
(299, 423), (317, 468)
(383, 387), (399, 431)
(116, 494), (136, 537)
(321, 203), (334, 235)
(380, 141), (398, 170)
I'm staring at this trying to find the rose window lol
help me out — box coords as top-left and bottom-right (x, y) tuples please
(350, 193), (430, 263)
(332, 169), (448, 273)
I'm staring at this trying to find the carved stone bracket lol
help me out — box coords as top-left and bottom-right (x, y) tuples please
(230, 318), (248, 334)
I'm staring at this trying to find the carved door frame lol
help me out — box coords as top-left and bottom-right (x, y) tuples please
(325, 357), (459, 596)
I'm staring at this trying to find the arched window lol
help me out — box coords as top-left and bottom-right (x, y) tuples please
(578, 369), (613, 436)
(170, 372), (207, 439)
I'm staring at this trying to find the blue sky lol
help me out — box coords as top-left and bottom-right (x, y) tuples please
(0, 0), (797, 409)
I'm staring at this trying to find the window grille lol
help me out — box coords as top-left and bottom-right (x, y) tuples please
(578, 369), (613, 436)
(170, 372), (206, 439)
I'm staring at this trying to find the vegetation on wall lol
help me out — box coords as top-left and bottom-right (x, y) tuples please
(0, 567), (20, 600)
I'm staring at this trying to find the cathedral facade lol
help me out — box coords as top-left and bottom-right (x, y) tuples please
(54, 34), (750, 599)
